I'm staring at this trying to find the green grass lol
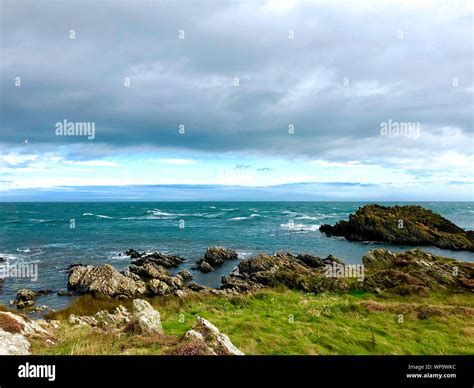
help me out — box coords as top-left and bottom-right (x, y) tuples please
(31, 289), (474, 355)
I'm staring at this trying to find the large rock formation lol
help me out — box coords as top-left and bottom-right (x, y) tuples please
(362, 248), (474, 295)
(320, 204), (474, 251)
(196, 246), (238, 273)
(221, 252), (353, 293)
(68, 251), (192, 299)
(68, 264), (147, 298)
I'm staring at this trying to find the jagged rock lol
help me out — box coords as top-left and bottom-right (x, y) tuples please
(132, 299), (163, 335)
(182, 316), (244, 355)
(69, 306), (131, 329)
(69, 314), (98, 326)
(129, 260), (170, 280)
(68, 264), (147, 298)
(362, 249), (474, 295)
(187, 282), (212, 292)
(125, 249), (143, 259)
(320, 204), (474, 251)
(198, 261), (215, 273)
(0, 328), (30, 355)
(148, 279), (171, 296)
(196, 247), (238, 272)
(11, 289), (37, 309)
(132, 252), (185, 269)
(177, 270), (193, 281)
(174, 290), (187, 298)
(221, 252), (354, 293)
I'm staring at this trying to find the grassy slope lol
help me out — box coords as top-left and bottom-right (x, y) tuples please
(30, 289), (474, 355)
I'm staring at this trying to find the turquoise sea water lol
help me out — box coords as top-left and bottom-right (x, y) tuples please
(0, 202), (473, 310)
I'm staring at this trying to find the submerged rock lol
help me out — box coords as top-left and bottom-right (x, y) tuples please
(125, 249), (143, 259)
(362, 248), (474, 295)
(320, 204), (474, 251)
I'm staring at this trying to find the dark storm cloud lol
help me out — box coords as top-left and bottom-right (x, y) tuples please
(1, 0), (472, 160)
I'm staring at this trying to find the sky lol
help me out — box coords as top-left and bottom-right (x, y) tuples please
(0, 0), (473, 201)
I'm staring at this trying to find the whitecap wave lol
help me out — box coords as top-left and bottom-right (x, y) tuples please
(280, 221), (321, 232)
(295, 215), (322, 220)
(229, 216), (248, 221)
(236, 250), (253, 259)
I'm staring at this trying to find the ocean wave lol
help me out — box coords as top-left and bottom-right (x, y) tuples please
(82, 213), (113, 219)
(229, 214), (264, 221)
(236, 250), (254, 259)
(0, 252), (19, 261)
(221, 208), (238, 211)
(280, 221), (321, 232)
(295, 215), (322, 220)
(16, 248), (31, 253)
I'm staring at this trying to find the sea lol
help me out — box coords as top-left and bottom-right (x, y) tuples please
(0, 202), (473, 310)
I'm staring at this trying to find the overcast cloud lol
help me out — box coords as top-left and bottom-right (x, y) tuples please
(0, 0), (472, 198)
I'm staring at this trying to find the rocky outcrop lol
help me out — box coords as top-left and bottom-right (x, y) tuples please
(68, 264), (147, 298)
(221, 252), (353, 293)
(131, 299), (163, 335)
(320, 204), (474, 251)
(11, 288), (37, 309)
(125, 248), (143, 259)
(69, 306), (131, 329)
(178, 316), (244, 355)
(131, 251), (185, 269)
(362, 249), (474, 295)
(68, 249), (193, 299)
(196, 246), (238, 272)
